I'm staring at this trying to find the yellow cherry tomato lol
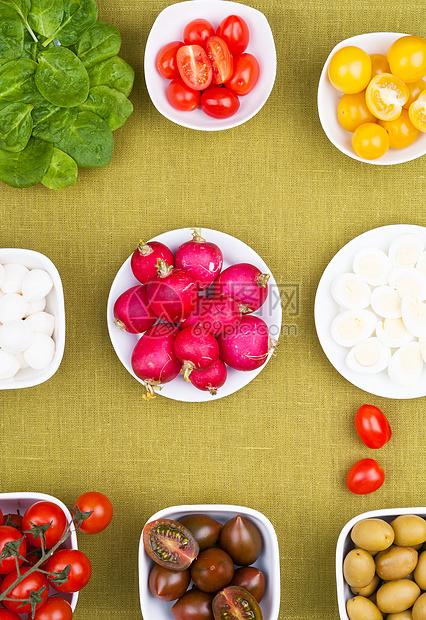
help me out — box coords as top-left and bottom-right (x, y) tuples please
(403, 77), (426, 108)
(352, 122), (390, 159)
(337, 90), (377, 132)
(328, 46), (372, 94)
(365, 73), (409, 120)
(370, 53), (390, 76)
(387, 35), (426, 83)
(378, 109), (419, 148)
(409, 90), (426, 132)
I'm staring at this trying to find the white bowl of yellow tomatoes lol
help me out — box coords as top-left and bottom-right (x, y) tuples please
(318, 32), (426, 165)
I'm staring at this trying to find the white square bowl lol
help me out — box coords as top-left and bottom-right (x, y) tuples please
(336, 507), (426, 620)
(0, 249), (65, 389)
(0, 491), (79, 614)
(138, 504), (280, 620)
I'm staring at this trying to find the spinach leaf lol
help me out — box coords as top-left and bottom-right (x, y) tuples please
(56, 109), (113, 167)
(0, 58), (38, 106)
(41, 146), (77, 189)
(43, 0), (97, 47)
(0, 135), (52, 186)
(32, 100), (77, 142)
(78, 85), (133, 130)
(28, 0), (64, 38)
(0, 0), (38, 41)
(74, 21), (120, 69)
(87, 56), (134, 97)
(35, 46), (89, 107)
(0, 101), (33, 151)
(0, 4), (24, 66)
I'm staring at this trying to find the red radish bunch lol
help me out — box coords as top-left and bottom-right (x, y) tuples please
(114, 230), (276, 398)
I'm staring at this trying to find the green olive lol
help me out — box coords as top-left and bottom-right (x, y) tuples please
(346, 595), (383, 620)
(351, 519), (395, 553)
(375, 545), (418, 580)
(344, 548), (376, 588)
(376, 579), (420, 614)
(412, 592), (426, 620)
(387, 611), (413, 620)
(414, 550), (426, 589)
(391, 515), (426, 547)
(351, 574), (380, 597)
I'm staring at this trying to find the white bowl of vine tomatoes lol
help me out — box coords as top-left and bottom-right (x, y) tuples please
(144, 0), (276, 131)
(138, 504), (281, 620)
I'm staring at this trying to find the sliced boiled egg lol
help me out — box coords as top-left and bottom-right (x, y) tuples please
(388, 266), (426, 300)
(352, 247), (392, 286)
(376, 317), (414, 348)
(388, 341), (424, 387)
(331, 273), (371, 309)
(370, 286), (402, 318)
(388, 233), (425, 267)
(331, 309), (377, 347)
(346, 338), (391, 374)
(401, 296), (426, 338)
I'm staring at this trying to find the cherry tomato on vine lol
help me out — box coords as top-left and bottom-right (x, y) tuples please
(216, 15), (250, 56)
(0, 610), (21, 620)
(225, 53), (260, 96)
(46, 549), (92, 593)
(206, 36), (233, 85)
(355, 404), (392, 448)
(183, 19), (214, 47)
(167, 78), (201, 111)
(1, 568), (49, 614)
(201, 87), (240, 119)
(28, 597), (73, 620)
(74, 491), (113, 535)
(176, 45), (212, 91)
(0, 525), (26, 574)
(346, 458), (385, 495)
(3, 514), (22, 530)
(156, 41), (183, 79)
(22, 502), (67, 550)
(0, 509), (3, 526)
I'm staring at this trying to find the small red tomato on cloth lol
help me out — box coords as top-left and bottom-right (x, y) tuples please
(355, 404), (392, 449)
(346, 458), (385, 495)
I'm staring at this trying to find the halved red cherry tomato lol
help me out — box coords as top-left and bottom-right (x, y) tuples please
(167, 78), (201, 111)
(346, 458), (385, 495)
(216, 15), (250, 55)
(206, 36), (233, 85)
(225, 53), (260, 96)
(183, 19), (214, 47)
(355, 404), (392, 449)
(143, 519), (199, 571)
(156, 41), (183, 79)
(176, 45), (212, 91)
(201, 86), (240, 118)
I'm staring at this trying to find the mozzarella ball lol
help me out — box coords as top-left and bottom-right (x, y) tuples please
(23, 333), (55, 370)
(0, 294), (28, 323)
(1, 264), (29, 294)
(22, 269), (53, 303)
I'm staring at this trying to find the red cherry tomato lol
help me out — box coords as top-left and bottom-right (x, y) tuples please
(0, 610), (22, 620)
(167, 78), (201, 111)
(74, 491), (113, 534)
(355, 404), (392, 449)
(183, 18), (214, 47)
(176, 45), (212, 91)
(216, 14), (250, 55)
(22, 502), (67, 550)
(1, 568), (49, 614)
(46, 549), (92, 593)
(156, 41), (183, 79)
(28, 597), (73, 620)
(346, 458), (385, 495)
(205, 36), (233, 85)
(201, 86), (240, 118)
(0, 526), (26, 574)
(225, 53), (260, 96)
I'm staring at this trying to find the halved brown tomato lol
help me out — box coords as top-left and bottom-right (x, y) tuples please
(212, 586), (262, 620)
(143, 518), (199, 570)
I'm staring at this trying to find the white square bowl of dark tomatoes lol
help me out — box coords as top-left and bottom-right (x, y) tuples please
(0, 491), (79, 616)
(138, 504), (280, 620)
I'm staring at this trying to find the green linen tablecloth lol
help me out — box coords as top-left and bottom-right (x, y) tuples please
(1, 0), (426, 618)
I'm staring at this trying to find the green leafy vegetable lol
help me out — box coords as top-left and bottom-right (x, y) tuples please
(0, 4), (24, 67)
(0, 0), (38, 41)
(78, 85), (133, 130)
(28, 0), (64, 38)
(74, 21), (120, 69)
(56, 110), (113, 167)
(0, 101), (33, 151)
(0, 135), (53, 186)
(43, 0), (98, 47)
(87, 55), (134, 97)
(35, 46), (90, 107)
(32, 100), (77, 142)
(0, 58), (38, 106)
(41, 146), (77, 189)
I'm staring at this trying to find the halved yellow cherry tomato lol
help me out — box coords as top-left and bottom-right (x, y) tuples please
(328, 46), (372, 94)
(370, 53), (390, 77)
(403, 77), (426, 109)
(365, 73), (409, 121)
(352, 122), (390, 160)
(409, 90), (426, 132)
(378, 109), (419, 148)
(387, 35), (426, 83)
(337, 90), (377, 132)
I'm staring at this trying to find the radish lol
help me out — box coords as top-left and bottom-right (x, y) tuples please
(146, 260), (197, 322)
(174, 326), (219, 381)
(131, 323), (182, 398)
(180, 294), (242, 335)
(189, 357), (227, 395)
(215, 263), (270, 312)
(113, 285), (158, 333)
(216, 315), (276, 371)
(131, 240), (174, 284)
(175, 228), (223, 290)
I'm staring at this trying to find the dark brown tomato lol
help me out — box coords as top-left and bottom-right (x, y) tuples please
(172, 588), (214, 620)
(148, 564), (190, 601)
(219, 515), (262, 566)
(179, 514), (223, 551)
(191, 547), (234, 593)
(212, 586), (262, 620)
(143, 518), (199, 571)
(230, 566), (266, 602)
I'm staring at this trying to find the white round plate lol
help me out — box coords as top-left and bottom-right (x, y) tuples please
(314, 224), (426, 399)
(144, 0), (276, 131)
(107, 228), (282, 402)
(318, 32), (426, 165)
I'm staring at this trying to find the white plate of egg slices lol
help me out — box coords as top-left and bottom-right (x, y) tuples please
(315, 224), (426, 399)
